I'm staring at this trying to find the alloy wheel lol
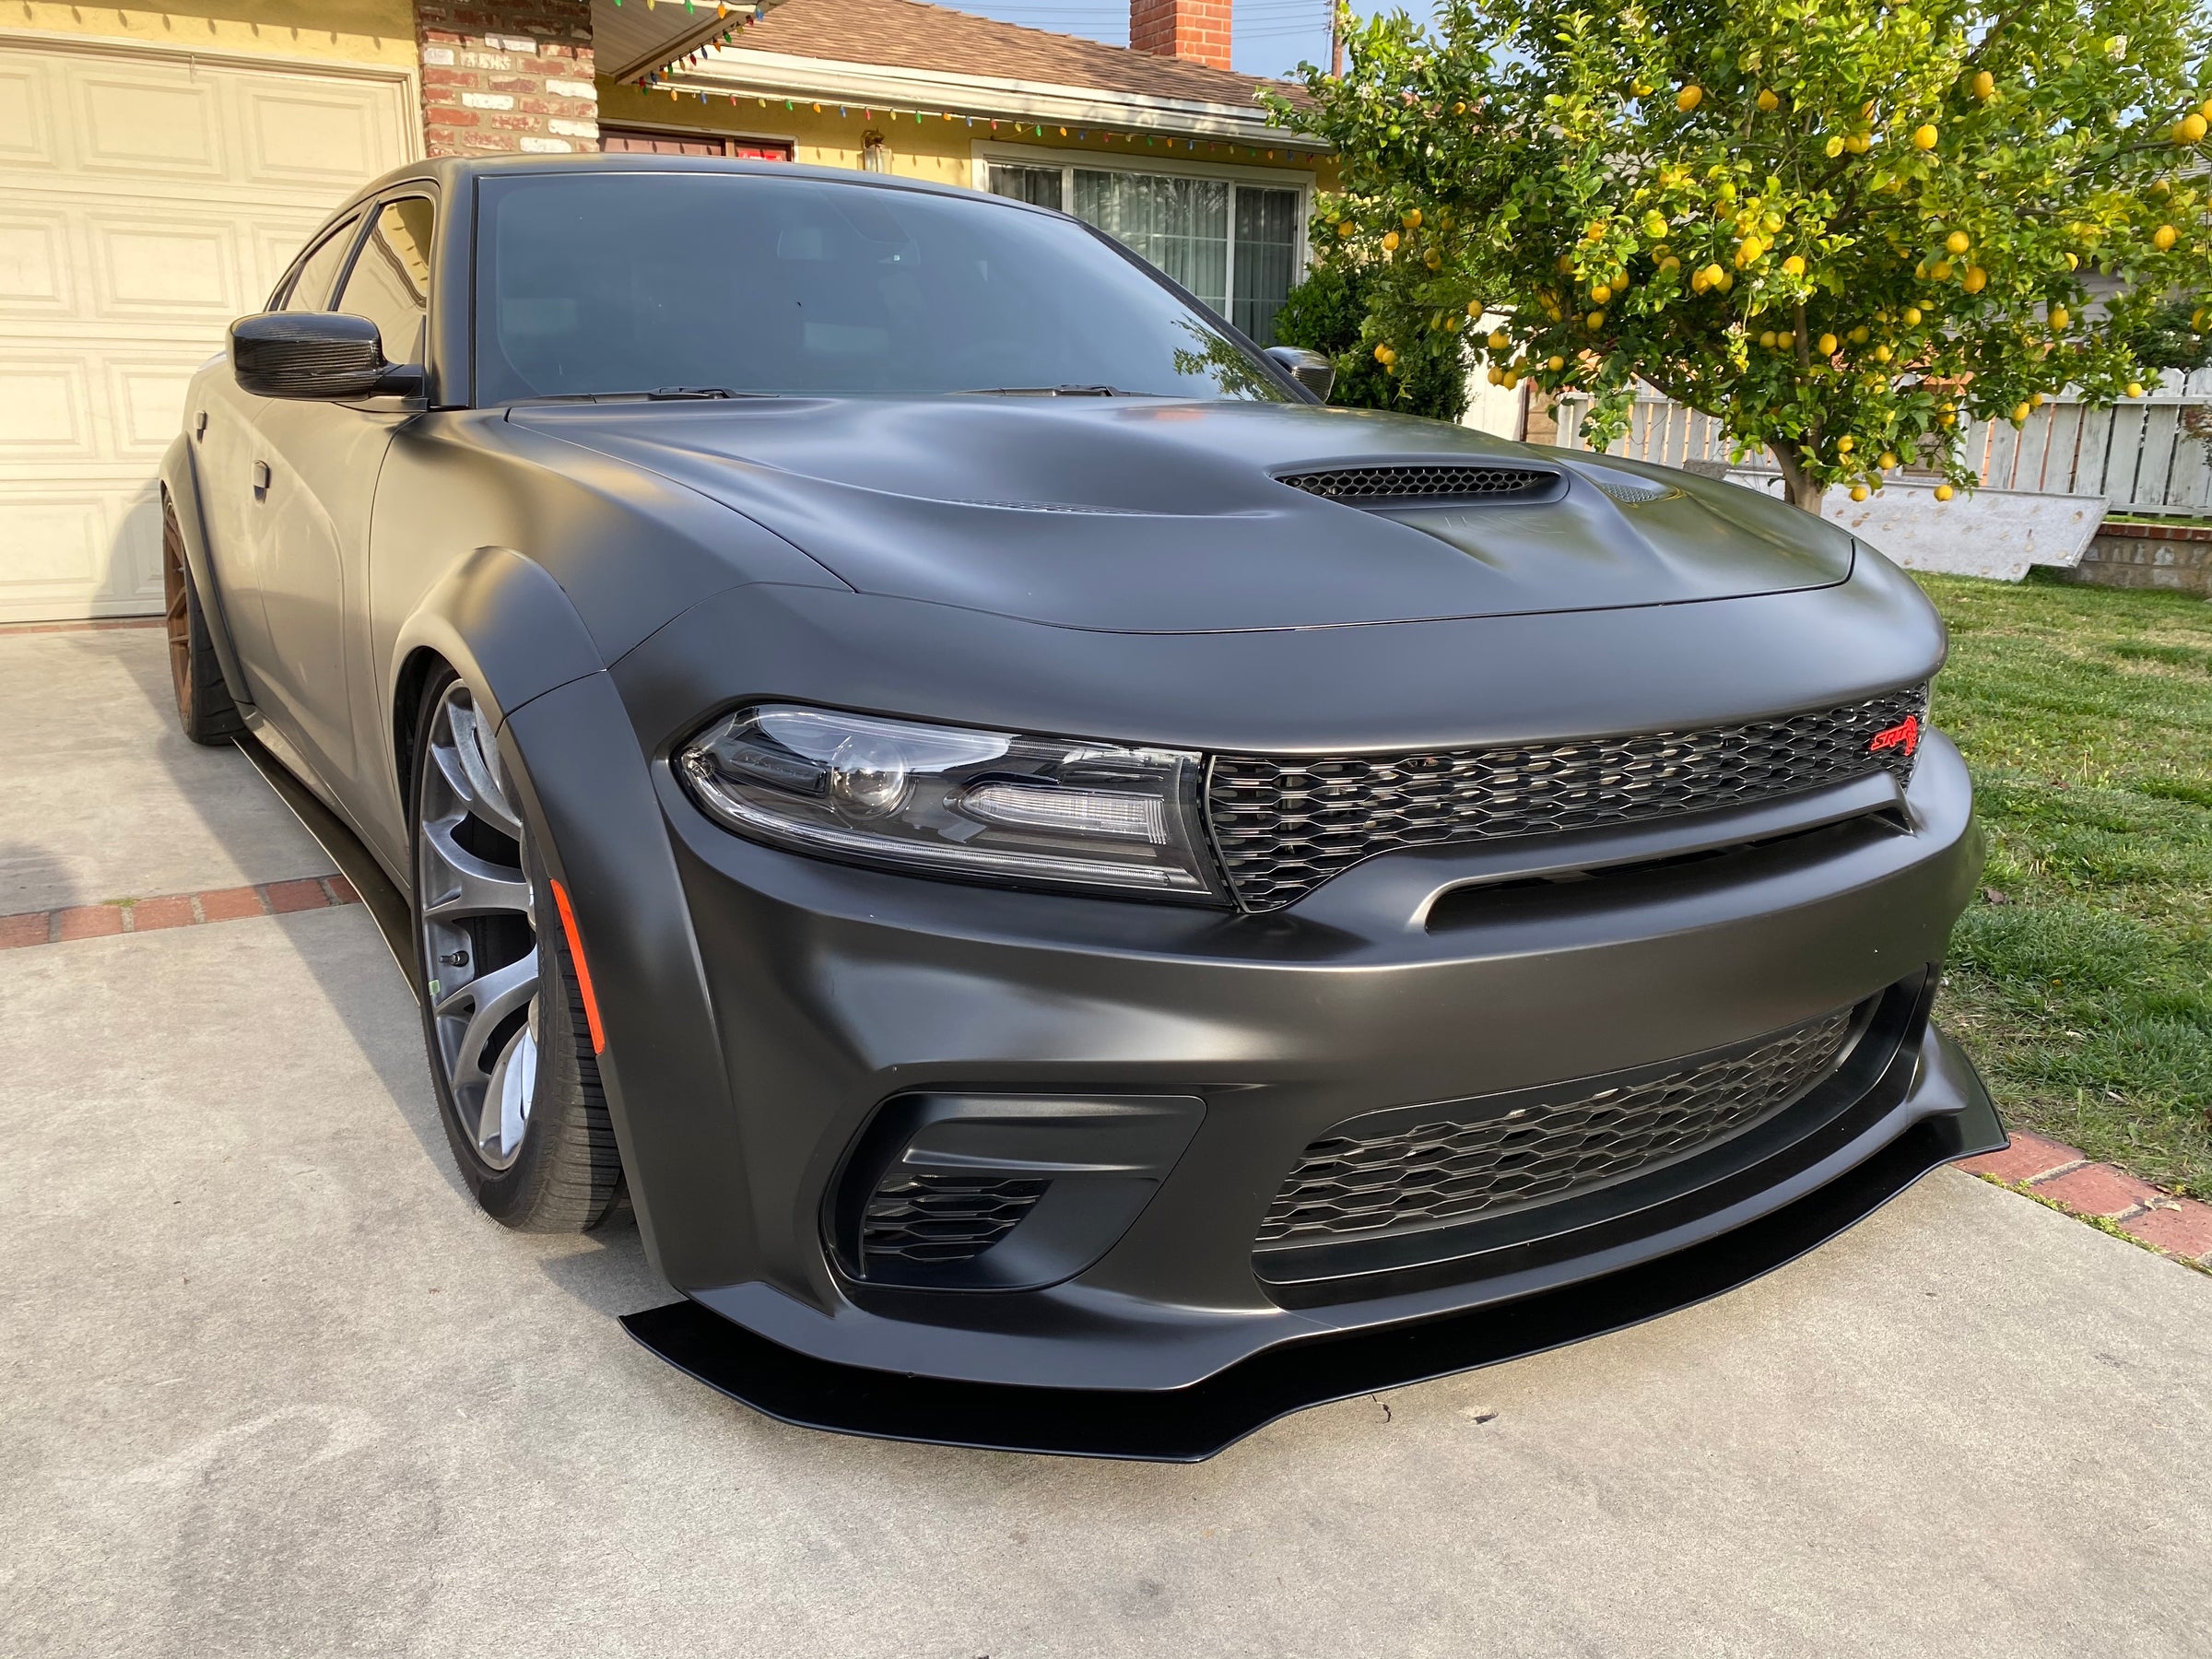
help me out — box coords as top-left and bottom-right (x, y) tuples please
(160, 508), (193, 716)
(416, 682), (540, 1171)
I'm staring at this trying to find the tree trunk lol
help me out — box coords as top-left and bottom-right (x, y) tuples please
(1771, 445), (1827, 514)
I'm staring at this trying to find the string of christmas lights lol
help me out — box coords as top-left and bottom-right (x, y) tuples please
(627, 13), (1317, 161)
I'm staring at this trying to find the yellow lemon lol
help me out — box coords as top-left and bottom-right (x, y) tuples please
(1644, 210), (1670, 238)
(2155, 223), (2180, 250)
(1874, 344), (1893, 362)
(1557, 254), (1575, 273)
(1878, 451), (1898, 469)
(1850, 484), (1870, 501)
(1591, 283), (1612, 304)
(2030, 392), (2044, 408)
(1586, 309), (1606, 329)
(2201, 98), (2212, 121)
(1945, 230), (1971, 254)
(1903, 306), (1923, 325)
(1735, 239), (1764, 267)
(1933, 259), (1954, 281)
(1631, 81), (1653, 97)
(1825, 135), (1845, 158)
(1547, 355), (1566, 371)
(1713, 269), (1734, 293)
(1837, 435), (1855, 453)
(1777, 330), (1795, 349)
(1677, 85), (1703, 112)
(1757, 89), (1779, 112)
(1467, 300), (1485, 318)
(1452, 101), (1466, 115)
(1759, 329), (1778, 347)
(1935, 483), (1956, 500)
(2011, 401), (2030, 421)
(2176, 113), (2208, 144)
(1940, 411), (1958, 428)
(1971, 71), (1994, 100)
(1912, 124), (1939, 149)
(1961, 266), (1986, 293)
(1424, 249), (1441, 269)
(1382, 230), (1400, 252)
(1850, 325), (1871, 344)
(1501, 371), (1520, 390)
(1488, 328), (1511, 348)
(1782, 254), (1806, 276)
(1817, 332), (1839, 355)
(1844, 133), (1871, 154)
(1336, 220), (1356, 239)
(2065, 252), (2080, 269)
(1658, 255), (1680, 273)
(2127, 381), (2146, 396)
(1486, 365), (1505, 385)
(1374, 344), (1394, 363)
(1403, 208), (1423, 229)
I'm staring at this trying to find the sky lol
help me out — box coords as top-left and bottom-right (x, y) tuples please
(935, 0), (1438, 82)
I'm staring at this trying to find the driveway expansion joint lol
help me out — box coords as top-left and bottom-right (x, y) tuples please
(1957, 1131), (2212, 1271)
(0, 875), (359, 948)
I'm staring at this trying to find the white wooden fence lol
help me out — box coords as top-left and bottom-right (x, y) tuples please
(1552, 369), (2212, 514)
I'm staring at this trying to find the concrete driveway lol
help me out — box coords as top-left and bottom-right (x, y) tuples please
(4, 623), (2208, 1658)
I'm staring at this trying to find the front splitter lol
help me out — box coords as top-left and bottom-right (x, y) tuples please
(622, 1092), (2004, 1461)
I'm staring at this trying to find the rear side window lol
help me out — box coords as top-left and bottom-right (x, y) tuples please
(336, 196), (436, 363)
(280, 215), (363, 312)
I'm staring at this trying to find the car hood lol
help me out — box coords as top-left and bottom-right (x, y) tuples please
(511, 397), (1853, 633)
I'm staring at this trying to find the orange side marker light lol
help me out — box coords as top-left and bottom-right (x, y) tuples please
(549, 878), (606, 1053)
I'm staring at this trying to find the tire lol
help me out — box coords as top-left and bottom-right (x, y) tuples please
(409, 670), (624, 1232)
(161, 496), (244, 746)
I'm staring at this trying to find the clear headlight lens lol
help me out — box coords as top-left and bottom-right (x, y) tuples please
(677, 704), (1224, 900)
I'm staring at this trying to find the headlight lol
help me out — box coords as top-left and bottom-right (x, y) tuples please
(677, 704), (1225, 901)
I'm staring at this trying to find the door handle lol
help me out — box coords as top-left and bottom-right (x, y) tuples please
(252, 459), (270, 500)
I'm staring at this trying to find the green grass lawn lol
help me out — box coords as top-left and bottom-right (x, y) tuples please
(1917, 571), (2212, 1199)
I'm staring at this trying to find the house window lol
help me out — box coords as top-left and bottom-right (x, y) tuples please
(984, 158), (1305, 345)
(601, 126), (793, 160)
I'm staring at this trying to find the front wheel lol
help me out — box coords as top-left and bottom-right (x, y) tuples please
(410, 673), (623, 1231)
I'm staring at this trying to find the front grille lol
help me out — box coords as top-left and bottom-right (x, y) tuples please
(1207, 687), (1926, 910)
(1277, 464), (1560, 503)
(1257, 1008), (1857, 1246)
(861, 1171), (1047, 1268)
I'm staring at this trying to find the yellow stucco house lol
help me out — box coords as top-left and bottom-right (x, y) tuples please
(0, 0), (1326, 622)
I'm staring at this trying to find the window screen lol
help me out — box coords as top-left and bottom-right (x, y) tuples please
(986, 164), (1065, 212)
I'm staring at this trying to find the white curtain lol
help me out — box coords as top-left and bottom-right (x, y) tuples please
(1072, 170), (1229, 312)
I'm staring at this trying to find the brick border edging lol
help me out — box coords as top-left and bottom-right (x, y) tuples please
(1956, 1133), (2212, 1271)
(0, 876), (359, 948)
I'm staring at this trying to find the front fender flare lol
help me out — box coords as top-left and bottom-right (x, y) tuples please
(158, 433), (254, 712)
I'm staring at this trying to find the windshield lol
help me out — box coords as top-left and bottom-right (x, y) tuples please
(473, 171), (1290, 405)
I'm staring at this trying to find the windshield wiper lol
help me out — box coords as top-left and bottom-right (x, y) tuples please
(515, 386), (775, 404)
(956, 384), (1151, 397)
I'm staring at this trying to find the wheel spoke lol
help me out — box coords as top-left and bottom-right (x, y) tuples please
(432, 699), (523, 841)
(477, 1024), (537, 1159)
(420, 817), (533, 923)
(434, 953), (538, 1089)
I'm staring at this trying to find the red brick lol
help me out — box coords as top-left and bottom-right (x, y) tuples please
(196, 886), (266, 923)
(324, 875), (360, 906)
(263, 878), (332, 915)
(2118, 1200), (2212, 1261)
(1955, 1130), (2085, 1185)
(2035, 1161), (2166, 1218)
(0, 912), (50, 949)
(129, 894), (197, 933)
(420, 67), (485, 88)
(53, 905), (124, 941)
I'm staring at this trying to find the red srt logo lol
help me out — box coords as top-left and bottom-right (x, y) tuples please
(1868, 713), (1920, 757)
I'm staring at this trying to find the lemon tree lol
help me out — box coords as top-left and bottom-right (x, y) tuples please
(1268, 0), (2212, 508)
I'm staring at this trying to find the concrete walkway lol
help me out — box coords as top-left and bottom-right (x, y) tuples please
(4, 627), (2208, 1657)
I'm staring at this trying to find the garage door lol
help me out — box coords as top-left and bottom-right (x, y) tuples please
(0, 38), (414, 622)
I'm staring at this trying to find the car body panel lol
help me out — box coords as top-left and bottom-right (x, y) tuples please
(513, 397), (1853, 632)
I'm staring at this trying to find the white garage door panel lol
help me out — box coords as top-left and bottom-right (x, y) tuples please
(0, 38), (414, 622)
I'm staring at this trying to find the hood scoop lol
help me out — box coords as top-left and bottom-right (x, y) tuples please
(1277, 462), (1565, 507)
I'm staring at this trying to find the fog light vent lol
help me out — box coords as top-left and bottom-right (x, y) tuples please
(861, 1171), (1049, 1270)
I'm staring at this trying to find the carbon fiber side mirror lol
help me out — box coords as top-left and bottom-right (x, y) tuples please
(229, 312), (422, 401)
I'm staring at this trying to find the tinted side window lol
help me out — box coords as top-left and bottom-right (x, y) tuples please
(336, 196), (435, 364)
(280, 215), (363, 312)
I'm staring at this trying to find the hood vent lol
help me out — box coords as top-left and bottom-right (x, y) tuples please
(1277, 463), (1564, 506)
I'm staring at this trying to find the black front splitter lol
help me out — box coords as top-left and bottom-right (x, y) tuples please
(621, 1096), (2003, 1461)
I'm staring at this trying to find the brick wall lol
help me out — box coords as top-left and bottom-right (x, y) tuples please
(416, 0), (597, 157)
(2065, 520), (2212, 598)
(1129, 0), (1232, 71)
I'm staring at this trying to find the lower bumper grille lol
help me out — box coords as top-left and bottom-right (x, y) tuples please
(861, 1172), (1048, 1269)
(1257, 1008), (1858, 1246)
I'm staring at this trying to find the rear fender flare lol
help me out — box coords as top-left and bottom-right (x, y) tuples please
(159, 434), (255, 712)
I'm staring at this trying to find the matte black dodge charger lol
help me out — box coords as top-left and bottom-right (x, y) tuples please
(161, 156), (2001, 1457)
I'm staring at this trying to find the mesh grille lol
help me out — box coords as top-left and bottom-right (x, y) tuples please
(1208, 687), (1926, 911)
(861, 1171), (1047, 1267)
(1258, 1008), (1856, 1246)
(1277, 464), (1560, 503)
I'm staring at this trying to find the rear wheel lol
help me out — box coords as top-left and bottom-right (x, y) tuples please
(161, 497), (243, 746)
(410, 672), (623, 1231)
